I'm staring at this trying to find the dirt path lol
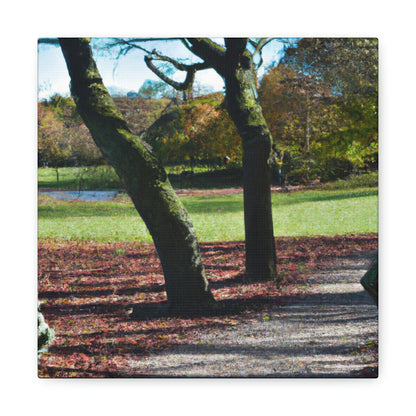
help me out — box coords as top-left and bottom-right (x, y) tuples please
(174, 185), (309, 197)
(126, 252), (378, 377)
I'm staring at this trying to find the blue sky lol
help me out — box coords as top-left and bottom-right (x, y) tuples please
(38, 38), (287, 99)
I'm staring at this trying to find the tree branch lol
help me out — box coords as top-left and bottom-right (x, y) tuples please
(105, 38), (154, 58)
(248, 38), (275, 68)
(224, 38), (248, 55)
(180, 38), (193, 52)
(251, 38), (274, 55)
(144, 50), (210, 92)
(186, 38), (226, 75)
(38, 38), (60, 46)
(148, 49), (209, 72)
(103, 38), (213, 92)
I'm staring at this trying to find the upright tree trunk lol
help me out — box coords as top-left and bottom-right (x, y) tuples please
(223, 51), (278, 282)
(59, 38), (214, 314)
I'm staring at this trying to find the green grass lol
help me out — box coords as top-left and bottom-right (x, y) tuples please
(38, 187), (378, 242)
(38, 166), (123, 189)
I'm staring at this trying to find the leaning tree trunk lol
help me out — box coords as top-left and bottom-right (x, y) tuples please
(59, 38), (214, 314)
(224, 51), (278, 282)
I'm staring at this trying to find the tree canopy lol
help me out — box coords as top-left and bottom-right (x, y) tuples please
(259, 38), (378, 183)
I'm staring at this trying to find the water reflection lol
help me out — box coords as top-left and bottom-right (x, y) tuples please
(39, 190), (119, 201)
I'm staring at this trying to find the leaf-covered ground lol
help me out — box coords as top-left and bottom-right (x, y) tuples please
(38, 234), (377, 377)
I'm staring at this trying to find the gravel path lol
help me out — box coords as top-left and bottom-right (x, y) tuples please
(128, 252), (378, 377)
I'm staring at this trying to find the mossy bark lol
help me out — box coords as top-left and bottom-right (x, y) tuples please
(59, 38), (214, 313)
(223, 51), (278, 282)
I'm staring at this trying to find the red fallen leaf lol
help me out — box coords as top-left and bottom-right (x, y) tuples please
(38, 235), (378, 377)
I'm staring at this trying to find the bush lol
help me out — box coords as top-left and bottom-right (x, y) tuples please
(319, 157), (354, 182)
(321, 172), (378, 190)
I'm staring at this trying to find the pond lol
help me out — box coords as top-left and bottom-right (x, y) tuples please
(39, 190), (119, 202)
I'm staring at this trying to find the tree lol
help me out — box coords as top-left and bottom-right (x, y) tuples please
(38, 102), (72, 181)
(259, 38), (378, 183)
(138, 79), (175, 99)
(59, 38), (215, 315)
(109, 37), (278, 281)
(281, 38), (378, 171)
(144, 95), (242, 168)
(38, 97), (106, 168)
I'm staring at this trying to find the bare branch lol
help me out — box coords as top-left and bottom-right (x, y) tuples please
(252, 38), (274, 55)
(114, 37), (184, 43)
(248, 38), (275, 68)
(148, 49), (209, 72)
(38, 38), (60, 46)
(186, 38), (226, 74)
(99, 38), (214, 94)
(180, 38), (193, 53)
(106, 38), (154, 56)
(144, 53), (201, 91)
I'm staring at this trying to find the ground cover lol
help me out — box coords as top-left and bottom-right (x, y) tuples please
(38, 234), (378, 378)
(38, 179), (378, 377)
(38, 187), (378, 242)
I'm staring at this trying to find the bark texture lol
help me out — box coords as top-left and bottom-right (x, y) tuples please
(187, 38), (278, 282)
(223, 46), (278, 281)
(59, 38), (214, 313)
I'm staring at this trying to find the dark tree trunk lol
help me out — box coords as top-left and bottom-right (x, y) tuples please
(59, 38), (215, 314)
(223, 49), (278, 282)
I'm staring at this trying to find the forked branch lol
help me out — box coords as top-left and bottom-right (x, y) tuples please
(248, 38), (275, 68)
(144, 50), (210, 91)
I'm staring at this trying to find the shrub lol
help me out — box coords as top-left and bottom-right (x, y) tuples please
(319, 157), (354, 182)
(321, 172), (378, 190)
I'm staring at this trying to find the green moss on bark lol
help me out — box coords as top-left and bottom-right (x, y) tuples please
(224, 50), (278, 282)
(59, 38), (215, 312)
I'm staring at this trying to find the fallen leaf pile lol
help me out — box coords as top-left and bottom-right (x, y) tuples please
(38, 234), (377, 377)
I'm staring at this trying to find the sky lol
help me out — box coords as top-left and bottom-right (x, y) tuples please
(37, 38), (287, 100)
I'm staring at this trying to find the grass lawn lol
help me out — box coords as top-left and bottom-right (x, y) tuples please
(38, 187), (378, 242)
(38, 166), (123, 189)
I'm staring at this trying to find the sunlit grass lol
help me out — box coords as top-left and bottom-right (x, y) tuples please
(38, 187), (378, 242)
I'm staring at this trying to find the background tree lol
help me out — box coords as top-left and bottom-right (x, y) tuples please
(38, 102), (72, 181)
(144, 93), (241, 168)
(138, 79), (176, 98)
(59, 38), (215, 315)
(259, 38), (378, 183)
(38, 96), (106, 168)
